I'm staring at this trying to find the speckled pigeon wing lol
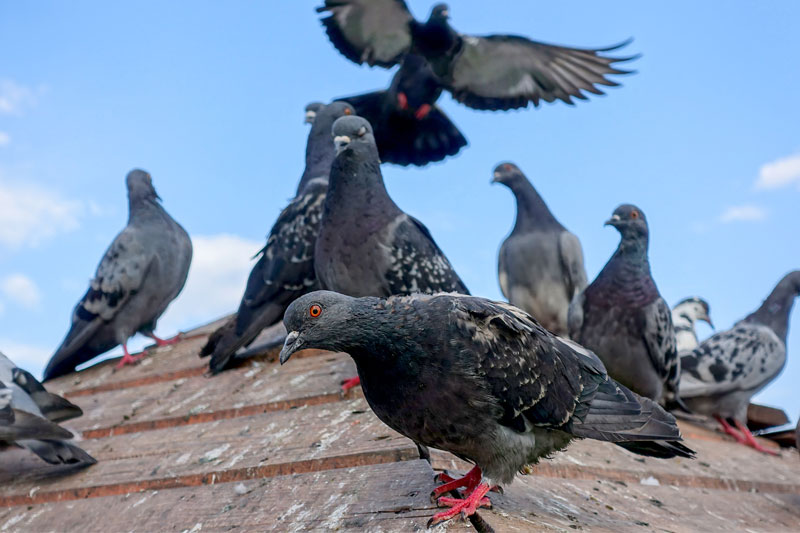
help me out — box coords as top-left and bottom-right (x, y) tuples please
(386, 215), (469, 295)
(316, 0), (413, 68)
(445, 35), (634, 111)
(641, 298), (680, 395)
(679, 323), (786, 398)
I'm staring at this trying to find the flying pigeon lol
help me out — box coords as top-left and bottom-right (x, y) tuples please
(680, 271), (800, 455)
(337, 54), (467, 166)
(1, 352), (95, 466)
(44, 170), (192, 381)
(317, 1), (635, 111)
(493, 162), (587, 336)
(280, 291), (694, 527)
(315, 115), (469, 392)
(672, 297), (713, 352)
(568, 205), (679, 405)
(200, 102), (355, 373)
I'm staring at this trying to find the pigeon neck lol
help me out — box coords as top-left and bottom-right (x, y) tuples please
(325, 143), (400, 224)
(507, 177), (562, 232)
(744, 278), (798, 342)
(128, 195), (163, 223)
(589, 236), (655, 306)
(297, 117), (338, 195)
(672, 309), (699, 350)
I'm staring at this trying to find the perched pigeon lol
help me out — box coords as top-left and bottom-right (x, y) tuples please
(338, 54), (466, 166)
(317, 1), (635, 111)
(280, 291), (694, 527)
(493, 162), (587, 336)
(44, 170), (192, 381)
(1, 352), (95, 466)
(304, 101), (325, 124)
(569, 205), (679, 405)
(316, 115), (468, 298)
(680, 271), (800, 455)
(200, 102), (355, 373)
(672, 297), (713, 352)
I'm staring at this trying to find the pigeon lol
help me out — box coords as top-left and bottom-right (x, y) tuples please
(200, 102), (355, 373)
(679, 271), (800, 455)
(337, 54), (466, 166)
(568, 205), (679, 405)
(304, 101), (325, 124)
(279, 291), (694, 527)
(317, 1), (635, 111)
(44, 170), (192, 381)
(315, 115), (469, 300)
(493, 162), (587, 336)
(1, 352), (95, 466)
(672, 297), (713, 352)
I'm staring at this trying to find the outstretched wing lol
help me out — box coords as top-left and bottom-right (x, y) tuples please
(316, 0), (413, 67)
(385, 214), (469, 295)
(641, 298), (680, 398)
(446, 35), (635, 111)
(680, 323), (786, 399)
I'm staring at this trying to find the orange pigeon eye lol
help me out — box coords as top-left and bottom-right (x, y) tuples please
(309, 304), (322, 318)
(344, 107), (352, 115)
(630, 211), (639, 219)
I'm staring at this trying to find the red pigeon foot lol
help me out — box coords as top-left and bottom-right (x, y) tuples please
(116, 344), (145, 368)
(148, 333), (182, 347)
(714, 415), (748, 444)
(414, 104), (432, 120)
(733, 419), (779, 456)
(428, 482), (492, 527)
(396, 91), (408, 110)
(341, 376), (361, 392)
(431, 465), (482, 500)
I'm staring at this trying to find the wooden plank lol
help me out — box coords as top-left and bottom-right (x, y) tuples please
(67, 351), (355, 435)
(747, 403), (790, 431)
(0, 460), (473, 533)
(0, 398), (418, 505)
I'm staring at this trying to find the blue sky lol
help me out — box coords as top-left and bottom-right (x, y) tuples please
(1, 2), (798, 422)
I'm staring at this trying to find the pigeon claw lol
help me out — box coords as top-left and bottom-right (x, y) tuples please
(414, 104), (432, 120)
(431, 465), (482, 501)
(427, 483), (492, 528)
(340, 376), (361, 393)
(151, 333), (182, 347)
(396, 92), (409, 110)
(733, 419), (780, 456)
(116, 351), (145, 368)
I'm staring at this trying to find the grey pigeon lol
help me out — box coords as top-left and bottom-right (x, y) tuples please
(200, 102), (355, 373)
(304, 101), (325, 124)
(568, 204), (679, 405)
(338, 54), (466, 166)
(1, 352), (95, 466)
(315, 115), (469, 299)
(493, 162), (587, 336)
(280, 291), (694, 527)
(317, 2), (635, 111)
(680, 271), (800, 455)
(672, 297), (713, 352)
(44, 170), (192, 381)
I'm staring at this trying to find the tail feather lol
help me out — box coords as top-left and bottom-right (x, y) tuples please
(0, 409), (74, 442)
(20, 439), (96, 466)
(203, 304), (285, 374)
(12, 368), (83, 423)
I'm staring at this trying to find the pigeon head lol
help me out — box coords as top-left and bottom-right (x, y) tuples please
(491, 162), (524, 186)
(429, 3), (450, 21)
(605, 204), (648, 240)
(674, 297), (713, 329)
(304, 102), (325, 124)
(126, 169), (160, 204)
(331, 115), (375, 156)
(280, 291), (359, 364)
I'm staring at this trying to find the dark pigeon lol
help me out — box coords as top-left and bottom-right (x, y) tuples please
(680, 271), (800, 455)
(493, 162), (587, 336)
(568, 205), (679, 405)
(200, 102), (355, 374)
(1, 352), (95, 466)
(304, 101), (325, 124)
(338, 54), (466, 166)
(44, 170), (192, 381)
(317, 1), (635, 111)
(672, 297), (713, 353)
(280, 291), (694, 527)
(315, 115), (469, 298)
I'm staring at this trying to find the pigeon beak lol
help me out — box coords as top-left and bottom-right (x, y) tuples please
(334, 135), (351, 155)
(491, 171), (501, 184)
(279, 331), (302, 364)
(604, 214), (621, 227)
(701, 314), (715, 330)
(304, 111), (316, 124)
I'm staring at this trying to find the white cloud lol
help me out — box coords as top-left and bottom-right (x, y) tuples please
(0, 179), (83, 248)
(157, 234), (262, 333)
(756, 152), (800, 190)
(0, 132), (9, 146)
(0, 80), (38, 115)
(0, 274), (42, 309)
(718, 205), (767, 223)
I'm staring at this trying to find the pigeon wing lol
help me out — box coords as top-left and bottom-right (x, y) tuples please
(446, 35), (634, 111)
(641, 298), (680, 396)
(558, 231), (587, 300)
